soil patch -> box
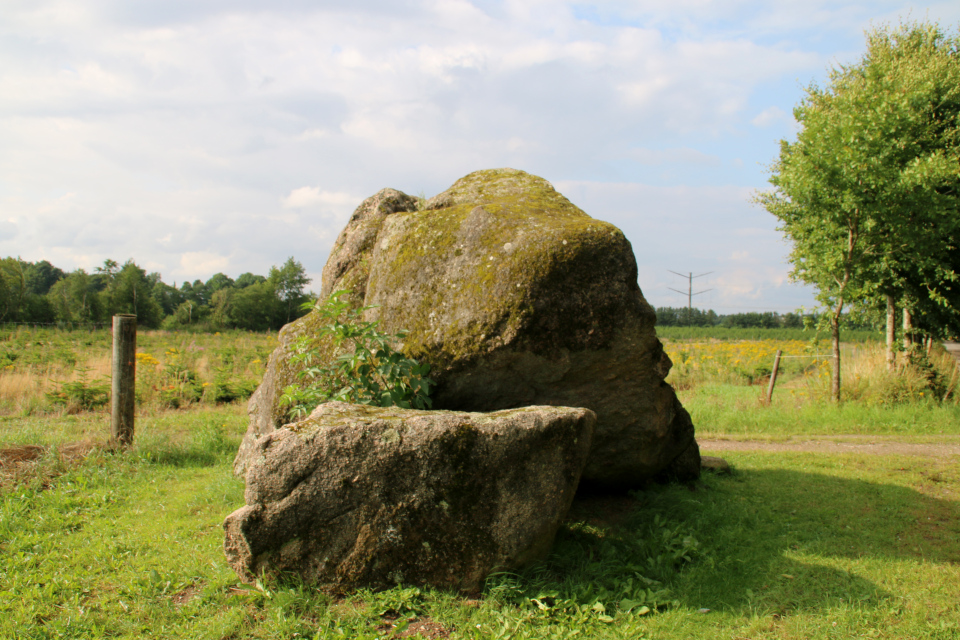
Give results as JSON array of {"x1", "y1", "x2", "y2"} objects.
[
  {"x1": 0, "y1": 441, "x2": 99, "y2": 487},
  {"x1": 172, "y1": 583, "x2": 202, "y2": 606},
  {"x1": 378, "y1": 616, "x2": 452, "y2": 639}
]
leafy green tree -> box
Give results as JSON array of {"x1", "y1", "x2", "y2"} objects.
[
  {"x1": 654, "y1": 307, "x2": 719, "y2": 327},
  {"x1": 756, "y1": 22, "x2": 960, "y2": 401},
  {"x1": 270, "y1": 257, "x2": 312, "y2": 324},
  {"x1": 151, "y1": 280, "x2": 186, "y2": 317},
  {"x1": 235, "y1": 272, "x2": 266, "y2": 288},
  {"x1": 47, "y1": 270, "x2": 103, "y2": 324},
  {"x1": 23, "y1": 260, "x2": 65, "y2": 295},
  {"x1": 229, "y1": 280, "x2": 280, "y2": 331},
  {"x1": 206, "y1": 272, "x2": 235, "y2": 293},
  {"x1": 180, "y1": 279, "x2": 212, "y2": 306},
  {"x1": 0, "y1": 258, "x2": 26, "y2": 322},
  {"x1": 172, "y1": 300, "x2": 205, "y2": 326},
  {"x1": 210, "y1": 287, "x2": 233, "y2": 328},
  {"x1": 92, "y1": 259, "x2": 119, "y2": 293},
  {"x1": 108, "y1": 260, "x2": 163, "y2": 328}
]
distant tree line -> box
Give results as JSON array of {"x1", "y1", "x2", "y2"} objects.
[
  {"x1": 0, "y1": 256, "x2": 313, "y2": 331},
  {"x1": 655, "y1": 307, "x2": 876, "y2": 331}
]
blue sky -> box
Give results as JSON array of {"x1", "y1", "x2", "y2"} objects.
[{"x1": 2, "y1": 1, "x2": 959, "y2": 312}]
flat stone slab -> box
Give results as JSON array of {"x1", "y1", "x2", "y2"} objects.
[{"x1": 224, "y1": 402, "x2": 595, "y2": 594}]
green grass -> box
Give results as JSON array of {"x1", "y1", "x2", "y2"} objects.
[
  {"x1": 2, "y1": 402, "x2": 959, "y2": 639},
  {"x1": 683, "y1": 384, "x2": 960, "y2": 439}
]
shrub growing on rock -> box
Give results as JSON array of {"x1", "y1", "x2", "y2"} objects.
[{"x1": 278, "y1": 290, "x2": 433, "y2": 420}]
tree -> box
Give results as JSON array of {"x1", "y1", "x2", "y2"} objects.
[
  {"x1": 210, "y1": 288, "x2": 233, "y2": 328},
  {"x1": 23, "y1": 260, "x2": 65, "y2": 295},
  {"x1": 108, "y1": 260, "x2": 163, "y2": 328},
  {"x1": 152, "y1": 280, "x2": 186, "y2": 317},
  {"x1": 206, "y1": 272, "x2": 235, "y2": 293},
  {"x1": 230, "y1": 280, "x2": 281, "y2": 331},
  {"x1": 756, "y1": 22, "x2": 960, "y2": 401},
  {"x1": 269, "y1": 257, "x2": 312, "y2": 324},
  {"x1": 0, "y1": 258, "x2": 27, "y2": 322},
  {"x1": 48, "y1": 270, "x2": 103, "y2": 323},
  {"x1": 235, "y1": 272, "x2": 266, "y2": 289}
]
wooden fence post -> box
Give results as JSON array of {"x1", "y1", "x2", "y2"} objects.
[
  {"x1": 766, "y1": 349, "x2": 783, "y2": 405},
  {"x1": 111, "y1": 314, "x2": 137, "y2": 446}
]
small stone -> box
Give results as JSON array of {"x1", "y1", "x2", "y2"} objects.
[{"x1": 700, "y1": 456, "x2": 731, "y2": 475}]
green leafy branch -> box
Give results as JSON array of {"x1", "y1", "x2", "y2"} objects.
[{"x1": 278, "y1": 290, "x2": 433, "y2": 421}]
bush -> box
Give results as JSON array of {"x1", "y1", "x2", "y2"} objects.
[
  {"x1": 46, "y1": 367, "x2": 109, "y2": 411},
  {"x1": 279, "y1": 290, "x2": 433, "y2": 421},
  {"x1": 211, "y1": 369, "x2": 257, "y2": 404}
]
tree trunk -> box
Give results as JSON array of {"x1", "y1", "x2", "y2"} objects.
[
  {"x1": 831, "y1": 311, "x2": 842, "y2": 403},
  {"x1": 903, "y1": 307, "x2": 913, "y2": 351},
  {"x1": 886, "y1": 294, "x2": 896, "y2": 371}
]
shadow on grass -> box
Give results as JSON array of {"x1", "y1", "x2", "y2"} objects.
[
  {"x1": 499, "y1": 466, "x2": 959, "y2": 617},
  {"x1": 132, "y1": 426, "x2": 241, "y2": 468}
]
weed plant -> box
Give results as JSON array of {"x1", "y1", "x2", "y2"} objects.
[{"x1": 279, "y1": 291, "x2": 433, "y2": 420}]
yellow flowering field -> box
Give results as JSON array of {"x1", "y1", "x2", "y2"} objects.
[{"x1": 662, "y1": 338, "x2": 828, "y2": 388}]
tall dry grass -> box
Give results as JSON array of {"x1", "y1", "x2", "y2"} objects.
[
  {"x1": 800, "y1": 342, "x2": 960, "y2": 404},
  {"x1": 663, "y1": 336, "x2": 959, "y2": 406},
  {"x1": 0, "y1": 327, "x2": 275, "y2": 416},
  {"x1": 0, "y1": 357, "x2": 112, "y2": 414}
]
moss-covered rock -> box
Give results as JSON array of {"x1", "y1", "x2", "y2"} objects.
[
  {"x1": 235, "y1": 168, "x2": 699, "y2": 487},
  {"x1": 224, "y1": 402, "x2": 595, "y2": 593}
]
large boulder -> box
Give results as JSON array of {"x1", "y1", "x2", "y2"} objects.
[
  {"x1": 236, "y1": 168, "x2": 699, "y2": 488},
  {"x1": 223, "y1": 402, "x2": 595, "y2": 593}
]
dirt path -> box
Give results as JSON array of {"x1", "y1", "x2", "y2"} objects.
[{"x1": 699, "y1": 437, "x2": 960, "y2": 457}]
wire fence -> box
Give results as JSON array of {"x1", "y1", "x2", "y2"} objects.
[{"x1": 0, "y1": 321, "x2": 111, "y2": 331}]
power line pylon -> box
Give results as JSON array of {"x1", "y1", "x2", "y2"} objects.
[{"x1": 668, "y1": 270, "x2": 713, "y2": 323}]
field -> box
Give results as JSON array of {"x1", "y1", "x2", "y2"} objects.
[
  {"x1": 0, "y1": 327, "x2": 277, "y2": 416},
  {"x1": 654, "y1": 326, "x2": 881, "y2": 343},
  {"x1": 1, "y1": 327, "x2": 959, "y2": 639}
]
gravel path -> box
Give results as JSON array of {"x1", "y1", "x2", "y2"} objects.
[{"x1": 699, "y1": 437, "x2": 960, "y2": 457}]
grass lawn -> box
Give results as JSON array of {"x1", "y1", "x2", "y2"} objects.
[
  {"x1": 681, "y1": 384, "x2": 960, "y2": 440},
  {"x1": 2, "y1": 397, "x2": 959, "y2": 639}
]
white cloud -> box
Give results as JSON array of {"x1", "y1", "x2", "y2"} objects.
[
  {"x1": 282, "y1": 187, "x2": 359, "y2": 209},
  {"x1": 554, "y1": 179, "x2": 816, "y2": 311},
  {"x1": 751, "y1": 106, "x2": 790, "y2": 128},
  {"x1": 298, "y1": 128, "x2": 330, "y2": 140},
  {"x1": 1, "y1": 0, "x2": 954, "y2": 308},
  {"x1": 178, "y1": 252, "x2": 230, "y2": 280},
  {"x1": 627, "y1": 147, "x2": 722, "y2": 166}
]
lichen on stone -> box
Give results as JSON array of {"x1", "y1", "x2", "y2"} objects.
[{"x1": 236, "y1": 168, "x2": 699, "y2": 488}]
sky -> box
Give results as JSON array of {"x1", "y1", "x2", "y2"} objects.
[{"x1": 3, "y1": 1, "x2": 959, "y2": 313}]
